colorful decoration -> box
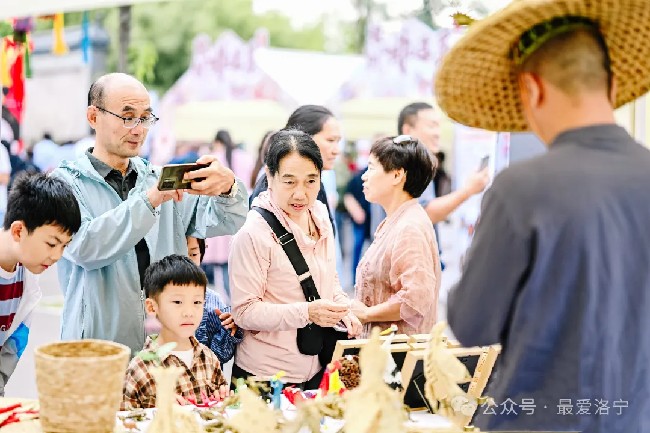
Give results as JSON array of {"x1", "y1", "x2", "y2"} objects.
[
  {"x1": 317, "y1": 361, "x2": 346, "y2": 397},
  {"x1": 0, "y1": 402, "x2": 39, "y2": 428},
  {"x1": 269, "y1": 371, "x2": 286, "y2": 410},
  {"x1": 81, "y1": 12, "x2": 90, "y2": 63},
  {"x1": 52, "y1": 13, "x2": 68, "y2": 55}
]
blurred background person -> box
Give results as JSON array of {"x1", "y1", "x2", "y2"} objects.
[
  {"x1": 202, "y1": 129, "x2": 254, "y2": 301},
  {"x1": 251, "y1": 130, "x2": 276, "y2": 188}
]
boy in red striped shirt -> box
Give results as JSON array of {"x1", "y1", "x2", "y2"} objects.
[{"x1": 0, "y1": 173, "x2": 80, "y2": 395}]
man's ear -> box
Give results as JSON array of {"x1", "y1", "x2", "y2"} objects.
[
  {"x1": 9, "y1": 221, "x2": 25, "y2": 242},
  {"x1": 609, "y1": 76, "x2": 617, "y2": 106},
  {"x1": 518, "y1": 72, "x2": 543, "y2": 109},
  {"x1": 87, "y1": 106, "x2": 98, "y2": 129},
  {"x1": 145, "y1": 298, "x2": 157, "y2": 315}
]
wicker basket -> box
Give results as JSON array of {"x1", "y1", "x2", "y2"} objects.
[{"x1": 34, "y1": 339, "x2": 130, "y2": 433}]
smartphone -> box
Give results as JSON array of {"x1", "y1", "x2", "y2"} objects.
[
  {"x1": 157, "y1": 163, "x2": 209, "y2": 191},
  {"x1": 478, "y1": 155, "x2": 490, "y2": 171},
  {"x1": 333, "y1": 320, "x2": 348, "y2": 333}
]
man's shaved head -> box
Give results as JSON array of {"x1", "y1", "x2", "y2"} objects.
[
  {"x1": 518, "y1": 28, "x2": 612, "y2": 98},
  {"x1": 87, "y1": 73, "x2": 147, "y2": 107}
]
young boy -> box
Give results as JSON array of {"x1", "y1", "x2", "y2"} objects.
[
  {"x1": 187, "y1": 236, "x2": 243, "y2": 365},
  {"x1": 0, "y1": 173, "x2": 81, "y2": 396},
  {"x1": 122, "y1": 254, "x2": 230, "y2": 409}
]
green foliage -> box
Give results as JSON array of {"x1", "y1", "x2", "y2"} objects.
[
  {"x1": 130, "y1": 40, "x2": 158, "y2": 83},
  {"x1": 136, "y1": 337, "x2": 177, "y2": 366},
  {"x1": 0, "y1": 21, "x2": 13, "y2": 38},
  {"x1": 99, "y1": 0, "x2": 325, "y2": 92},
  {"x1": 34, "y1": 11, "x2": 87, "y2": 31}
]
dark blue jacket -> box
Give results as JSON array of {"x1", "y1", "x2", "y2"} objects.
[{"x1": 449, "y1": 125, "x2": 650, "y2": 433}]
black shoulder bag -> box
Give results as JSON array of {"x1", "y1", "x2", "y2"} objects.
[{"x1": 253, "y1": 207, "x2": 350, "y2": 366}]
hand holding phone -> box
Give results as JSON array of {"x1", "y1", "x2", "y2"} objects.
[
  {"x1": 478, "y1": 155, "x2": 490, "y2": 171},
  {"x1": 333, "y1": 320, "x2": 348, "y2": 332},
  {"x1": 157, "y1": 163, "x2": 209, "y2": 191}
]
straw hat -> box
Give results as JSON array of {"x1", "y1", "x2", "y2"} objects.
[{"x1": 434, "y1": 0, "x2": 650, "y2": 132}]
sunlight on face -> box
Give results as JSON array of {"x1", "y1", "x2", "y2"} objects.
[
  {"x1": 408, "y1": 108, "x2": 440, "y2": 153},
  {"x1": 361, "y1": 154, "x2": 396, "y2": 205},
  {"x1": 92, "y1": 80, "x2": 152, "y2": 160},
  {"x1": 311, "y1": 116, "x2": 341, "y2": 170},
  {"x1": 150, "y1": 283, "x2": 205, "y2": 340},
  {"x1": 268, "y1": 152, "x2": 321, "y2": 221},
  {"x1": 16, "y1": 223, "x2": 72, "y2": 274}
]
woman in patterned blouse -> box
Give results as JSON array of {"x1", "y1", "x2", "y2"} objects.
[{"x1": 351, "y1": 135, "x2": 442, "y2": 337}]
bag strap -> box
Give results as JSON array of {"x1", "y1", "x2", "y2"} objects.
[{"x1": 253, "y1": 207, "x2": 321, "y2": 302}]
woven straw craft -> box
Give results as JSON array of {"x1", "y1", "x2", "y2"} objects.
[
  {"x1": 146, "y1": 367, "x2": 203, "y2": 433},
  {"x1": 435, "y1": 0, "x2": 650, "y2": 132},
  {"x1": 34, "y1": 339, "x2": 130, "y2": 433}
]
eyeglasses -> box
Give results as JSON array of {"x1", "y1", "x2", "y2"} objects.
[
  {"x1": 95, "y1": 106, "x2": 159, "y2": 129},
  {"x1": 393, "y1": 135, "x2": 417, "y2": 145}
]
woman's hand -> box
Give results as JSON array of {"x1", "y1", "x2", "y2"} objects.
[
  {"x1": 351, "y1": 300, "x2": 370, "y2": 324},
  {"x1": 342, "y1": 313, "x2": 363, "y2": 337},
  {"x1": 307, "y1": 300, "x2": 349, "y2": 327}
]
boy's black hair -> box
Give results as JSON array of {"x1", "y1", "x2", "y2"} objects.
[
  {"x1": 144, "y1": 254, "x2": 208, "y2": 300},
  {"x1": 4, "y1": 173, "x2": 81, "y2": 235}
]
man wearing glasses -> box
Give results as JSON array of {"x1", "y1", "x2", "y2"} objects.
[{"x1": 52, "y1": 73, "x2": 248, "y2": 356}]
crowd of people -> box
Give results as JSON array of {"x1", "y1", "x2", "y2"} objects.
[{"x1": 3, "y1": 1, "x2": 650, "y2": 432}]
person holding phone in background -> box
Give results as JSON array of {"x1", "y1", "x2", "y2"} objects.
[{"x1": 52, "y1": 73, "x2": 248, "y2": 356}]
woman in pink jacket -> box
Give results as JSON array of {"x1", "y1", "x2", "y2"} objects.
[{"x1": 230, "y1": 129, "x2": 361, "y2": 388}]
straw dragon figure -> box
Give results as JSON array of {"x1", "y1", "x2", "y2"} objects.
[{"x1": 423, "y1": 322, "x2": 491, "y2": 428}]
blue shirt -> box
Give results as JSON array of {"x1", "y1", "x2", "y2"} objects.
[{"x1": 195, "y1": 289, "x2": 243, "y2": 365}]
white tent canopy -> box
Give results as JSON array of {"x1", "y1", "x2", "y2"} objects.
[{"x1": 0, "y1": 0, "x2": 172, "y2": 20}]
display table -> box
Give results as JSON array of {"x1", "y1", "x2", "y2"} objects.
[{"x1": 0, "y1": 397, "x2": 460, "y2": 433}]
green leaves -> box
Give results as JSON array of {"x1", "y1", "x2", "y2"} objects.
[
  {"x1": 101, "y1": 0, "x2": 326, "y2": 92},
  {"x1": 130, "y1": 40, "x2": 158, "y2": 83},
  {"x1": 156, "y1": 342, "x2": 177, "y2": 361},
  {"x1": 136, "y1": 338, "x2": 177, "y2": 366},
  {"x1": 0, "y1": 22, "x2": 13, "y2": 38}
]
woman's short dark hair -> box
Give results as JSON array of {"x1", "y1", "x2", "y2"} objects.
[
  {"x1": 285, "y1": 105, "x2": 333, "y2": 136},
  {"x1": 5, "y1": 172, "x2": 81, "y2": 235},
  {"x1": 144, "y1": 254, "x2": 208, "y2": 300},
  {"x1": 371, "y1": 136, "x2": 437, "y2": 199},
  {"x1": 264, "y1": 129, "x2": 323, "y2": 177}
]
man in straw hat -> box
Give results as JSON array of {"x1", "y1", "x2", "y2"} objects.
[{"x1": 441, "y1": 1, "x2": 650, "y2": 432}]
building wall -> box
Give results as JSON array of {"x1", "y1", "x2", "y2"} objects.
[{"x1": 21, "y1": 25, "x2": 108, "y2": 145}]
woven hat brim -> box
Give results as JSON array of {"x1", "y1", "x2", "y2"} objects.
[{"x1": 435, "y1": 0, "x2": 650, "y2": 132}]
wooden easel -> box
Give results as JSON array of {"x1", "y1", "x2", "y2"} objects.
[
  {"x1": 400, "y1": 345, "x2": 501, "y2": 426},
  {"x1": 330, "y1": 334, "x2": 433, "y2": 364}
]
